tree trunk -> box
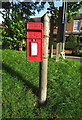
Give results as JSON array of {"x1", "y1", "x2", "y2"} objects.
[
  {"x1": 56, "y1": 7, "x2": 63, "y2": 62},
  {"x1": 50, "y1": 16, "x2": 54, "y2": 58},
  {"x1": 39, "y1": 13, "x2": 50, "y2": 104}
]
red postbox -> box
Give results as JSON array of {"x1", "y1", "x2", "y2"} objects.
[{"x1": 27, "y1": 22, "x2": 43, "y2": 62}]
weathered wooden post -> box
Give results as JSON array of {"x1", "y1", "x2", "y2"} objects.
[{"x1": 39, "y1": 13, "x2": 50, "y2": 104}]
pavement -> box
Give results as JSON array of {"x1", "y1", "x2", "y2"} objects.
[
  {"x1": 53, "y1": 53, "x2": 82, "y2": 63},
  {"x1": 65, "y1": 55, "x2": 82, "y2": 63}
]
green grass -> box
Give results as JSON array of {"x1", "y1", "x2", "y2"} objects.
[{"x1": 2, "y1": 49, "x2": 81, "y2": 119}]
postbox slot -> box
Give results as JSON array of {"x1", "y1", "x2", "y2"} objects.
[{"x1": 31, "y1": 42, "x2": 38, "y2": 56}]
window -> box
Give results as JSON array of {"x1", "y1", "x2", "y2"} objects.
[{"x1": 73, "y1": 21, "x2": 79, "y2": 31}]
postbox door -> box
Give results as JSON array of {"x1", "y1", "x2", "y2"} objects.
[{"x1": 27, "y1": 24, "x2": 43, "y2": 62}]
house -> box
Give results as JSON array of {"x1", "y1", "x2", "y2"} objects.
[
  {"x1": 66, "y1": 14, "x2": 82, "y2": 42},
  {"x1": 31, "y1": 14, "x2": 82, "y2": 43}
]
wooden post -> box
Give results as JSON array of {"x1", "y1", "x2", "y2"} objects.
[{"x1": 39, "y1": 13, "x2": 50, "y2": 104}]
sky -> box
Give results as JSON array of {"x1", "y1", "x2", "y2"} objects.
[
  {"x1": 0, "y1": 1, "x2": 82, "y2": 23},
  {"x1": 30, "y1": 1, "x2": 62, "y2": 18},
  {"x1": 0, "y1": 1, "x2": 62, "y2": 23}
]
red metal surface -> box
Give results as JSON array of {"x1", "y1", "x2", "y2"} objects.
[
  {"x1": 27, "y1": 31, "x2": 42, "y2": 39},
  {"x1": 27, "y1": 22, "x2": 43, "y2": 62}
]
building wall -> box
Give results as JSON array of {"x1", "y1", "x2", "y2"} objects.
[
  {"x1": 66, "y1": 21, "x2": 73, "y2": 32},
  {"x1": 53, "y1": 20, "x2": 82, "y2": 34}
]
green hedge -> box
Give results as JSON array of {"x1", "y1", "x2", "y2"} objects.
[
  {"x1": 65, "y1": 42, "x2": 77, "y2": 50},
  {"x1": 65, "y1": 34, "x2": 77, "y2": 50}
]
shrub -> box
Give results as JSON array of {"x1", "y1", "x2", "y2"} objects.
[
  {"x1": 66, "y1": 34, "x2": 77, "y2": 43},
  {"x1": 65, "y1": 34, "x2": 77, "y2": 50},
  {"x1": 2, "y1": 18, "x2": 27, "y2": 49},
  {"x1": 65, "y1": 42, "x2": 77, "y2": 50}
]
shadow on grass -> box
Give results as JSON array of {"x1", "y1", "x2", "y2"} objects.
[{"x1": 2, "y1": 63, "x2": 39, "y2": 98}]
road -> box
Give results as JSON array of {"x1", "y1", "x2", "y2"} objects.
[{"x1": 53, "y1": 54, "x2": 82, "y2": 63}]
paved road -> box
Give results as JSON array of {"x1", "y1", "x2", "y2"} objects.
[{"x1": 65, "y1": 55, "x2": 82, "y2": 63}]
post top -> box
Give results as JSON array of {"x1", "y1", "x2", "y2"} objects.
[{"x1": 42, "y1": 13, "x2": 50, "y2": 23}]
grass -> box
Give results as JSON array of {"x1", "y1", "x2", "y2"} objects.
[{"x1": 2, "y1": 49, "x2": 81, "y2": 119}]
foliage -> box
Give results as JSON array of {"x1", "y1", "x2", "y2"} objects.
[
  {"x1": 1, "y1": 1, "x2": 45, "y2": 49},
  {"x1": 72, "y1": 44, "x2": 82, "y2": 56},
  {"x1": 2, "y1": 18, "x2": 26, "y2": 49},
  {"x1": 65, "y1": 42, "x2": 77, "y2": 50},
  {"x1": 47, "y1": 3, "x2": 59, "y2": 26},
  {"x1": 47, "y1": 3, "x2": 58, "y2": 55},
  {"x1": 65, "y1": 34, "x2": 77, "y2": 50},
  {"x1": 1, "y1": 2, "x2": 45, "y2": 21},
  {"x1": 66, "y1": 34, "x2": 77, "y2": 43},
  {"x1": 67, "y1": 2, "x2": 82, "y2": 23},
  {"x1": 2, "y1": 49, "x2": 81, "y2": 119}
]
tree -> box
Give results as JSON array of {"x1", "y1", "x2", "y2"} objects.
[
  {"x1": 1, "y1": 2, "x2": 11, "y2": 20},
  {"x1": 67, "y1": 2, "x2": 82, "y2": 23},
  {"x1": 56, "y1": 6, "x2": 64, "y2": 62},
  {"x1": 2, "y1": 18, "x2": 26, "y2": 49},
  {"x1": 47, "y1": 2, "x2": 58, "y2": 58},
  {"x1": 1, "y1": 1, "x2": 46, "y2": 49},
  {"x1": 56, "y1": 1, "x2": 82, "y2": 62}
]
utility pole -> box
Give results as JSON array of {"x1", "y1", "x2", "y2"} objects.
[
  {"x1": 56, "y1": 7, "x2": 63, "y2": 62},
  {"x1": 56, "y1": 1, "x2": 67, "y2": 61},
  {"x1": 62, "y1": 2, "x2": 68, "y2": 56},
  {"x1": 39, "y1": 13, "x2": 50, "y2": 104},
  {"x1": 50, "y1": 16, "x2": 54, "y2": 58}
]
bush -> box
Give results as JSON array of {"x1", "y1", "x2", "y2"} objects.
[
  {"x1": 65, "y1": 42, "x2": 77, "y2": 50},
  {"x1": 2, "y1": 18, "x2": 27, "y2": 49},
  {"x1": 65, "y1": 34, "x2": 77, "y2": 50},
  {"x1": 67, "y1": 34, "x2": 77, "y2": 43}
]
